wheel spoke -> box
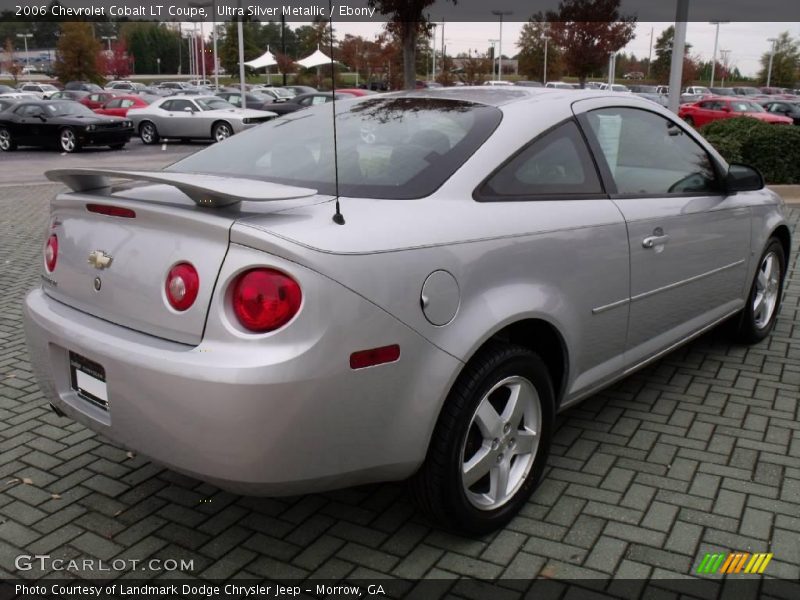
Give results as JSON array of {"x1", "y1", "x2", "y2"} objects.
[
  {"x1": 753, "y1": 292, "x2": 765, "y2": 319},
  {"x1": 512, "y1": 430, "x2": 537, "y2": 456},
  {"x1": 474, "y1": 399, "x2": 503, "y2": 438},
  {"x1": 757, "y1": 269, "x2": 768, "y2": 290},
  {"x1": 490, "y1": 460, "x2": 511, "y2": 502},
  {"x1": 502, "y1": 382, "x2": 526, "y2": 427},
  {"x1": 462, "y1": 446, "x2": 494, "y2": 488}
]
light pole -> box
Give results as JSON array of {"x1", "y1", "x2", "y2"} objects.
[
  {"x1": 667, "y1": 0, "x2": 689, "y2": 114},
  {"x1": 491, "y1": 10, "x2": 512, "y2": 81},
  {"x1": 767, "y1": 37, "x2": 778, "y2": 87},
  {"x1": 720, "y1": 49, "x2": 731, "y2": 87},
  {"x1": 16, "y1": 33, "x2": 33, "y2": 68},
  {"x1": 542, "y1": 35, "x2": 549, "y2": 84},
  {"x1": 156, "y1": 57, "x2": 161, "y2": 75},
  {"x1": 709, "y1": 21, "x2": 728, "y2": 87},
  {"x1": 488, "y1": 39, "x2": 499, "y2": 79},
  {"x1": 430, "y1": 23, "x2": 438, "y2": 81},
  {"x1": 608, "y1": 52, "x2": 617, "y2": 86},
  {"x1": 101, "y1": 35, "x2": 116, "y2": 54}
]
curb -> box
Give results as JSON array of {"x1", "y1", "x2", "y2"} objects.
[{"x1": 769, "y1": 185, "x2": 800, "y2": 204}]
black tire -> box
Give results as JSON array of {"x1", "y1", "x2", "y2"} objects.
[
  {"x1": 735, "y1": 238, "x2": 786, "y2": 343},
  {"x1": 0, "y1": 126, "x2": 16, "y2": 151},
  {"x1": 59, "y1": 127, "x2": 80, "y2": 153},
  {"x1": 139, "y1": 121, "x2": 159, "y2": 145},
  {"x1": 212, "y1": 121, "x2": 233, "y2": 143},
  {"x1": 411, "y1": 343, "x2": 554, "y2": 535}
]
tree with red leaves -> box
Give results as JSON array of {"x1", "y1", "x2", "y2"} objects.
[{"x1": 545, "y1": 0, "x2": 636, "y2": 88}]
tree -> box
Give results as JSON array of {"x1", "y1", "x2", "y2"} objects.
[
  {"x1": 54, "y1": 22, "x2": 102, "y2": 84},
  {"x1": 758, "y1": 32, "x2": 800, "y2": 88},
  {"x1": 218, "y1": 20, "x2": 262, "y2": 78},
  {"x1": 545, "y1": 0, "x2": 636, "y2": 88},
  {"x1": 120, "y1": 23, "x2": 182, "y2": 75},
  {"x1": 99, "y1": 39, "x2": 131, "y2": 79},
  {"x1": 459, "y1": 51, "x2": 492, "y2": 85},
  {"x1": 517, "y1": 15, "x2": 563, "y2": 82},
  {"x1": 2, "y1": 38, "x2": 23, "y2": 83},
  {"x1": 368, "y1": 0, "x2": 455, "y2": 90},
  {"x1": 650, "y1": 25, "x2": 697, "y2": 85}
]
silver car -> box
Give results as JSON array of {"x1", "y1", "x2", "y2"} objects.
[
  {"x1": 127, "y1": 95, "x2": 276, "y2": 144},
  {"x1": 24, "y1": 88, "x2": 791, "y2": 534}
]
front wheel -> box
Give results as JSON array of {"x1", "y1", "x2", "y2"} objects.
[
  {"x1": 735, "y1": 238, "x2": 786, "y2": 343},
  {"x1": 59, "y1": 128, "x2": 80, "y2": 153},
  {"x1": 0, "y1": 127, "x2": 16, "y2": 151},
  {"x1": 684, "y1": 116, "x2": 695, "y2": 126},
  {"x1": 139, "y1": 121, "x2": 159, "y2": 145},
  {"x1": 212, "y1": 121, "x2": 232, "y2": 143},
  {"x1": 411, "y1": 344, "x2": 554, "y2": 534}
]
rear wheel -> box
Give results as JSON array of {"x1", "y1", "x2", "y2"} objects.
[
  {"x1": 684, "y1": 116, "x2": 695, "y2": 126},
  {"x1": 0, "y1": 127, "x2": 15, "y2": 151},
  {"x1": 212, "y1": 121, "x2": 233, "y2": 142},
  {"x1": 735, "y1": 238, "x2": 786, "y2": 343},
  {"x1": 411, "y1": 343, "x2": 554, "y2": 534},
  {"x1": 140, "y1": 121, "x2": 159, "y2": 145},
  {"x1": 59, "y1": 128, "x2": 80, "y2": 153}
]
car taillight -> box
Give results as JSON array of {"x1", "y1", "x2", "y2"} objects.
[
  {"x1": 231, "y1": 268, "x2": 302, "y2": 332},
  {"x1": 44, "y1": 234, "x2": 58, "y2": 272},
  {"x1": 165, "y1": 263, "x2": 199, "y2": 311}
]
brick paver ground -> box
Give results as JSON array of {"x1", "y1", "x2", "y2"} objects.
[{"x1": 1, "y1": 185, "x2": 798, "y2": 590}]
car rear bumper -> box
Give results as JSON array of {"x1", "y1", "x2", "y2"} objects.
[{"x1": 23, "y1": 285, "x2": 461, "y2": 496}]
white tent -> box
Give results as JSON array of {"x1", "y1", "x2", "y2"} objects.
[
  {"x1": 244, "y1": 49, "x2": 277, "y2": 69},
  {"x1": 296, "y1": 46, "x2": 340, "y2": 69}
]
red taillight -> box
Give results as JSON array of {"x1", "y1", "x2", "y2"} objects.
[
  {"x1": 87, "y1": 203, "x2": 136, "y2": 218},
  {"x1": 165, "y1": 263, "x2": 199, "y2": 311},
  {"x1": 350, "y1": 345, "x2": 401, "y2": 370},
  {"x1": 44, "y1": 234, "x2": 58, "y2": 272},
  {"x1": 231, "y1": 268, "x2": 302, "y2": 332}
]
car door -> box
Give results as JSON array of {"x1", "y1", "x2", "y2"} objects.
[
  {"x1": 160, "y1": 98, "x2": 197, "y2": 137},
  {"x1": 574, "y1": 101, "x2": 752, "y2": 367},
  {"x1": 14, "y1": 104, "x2": 46, "y2": 145}
]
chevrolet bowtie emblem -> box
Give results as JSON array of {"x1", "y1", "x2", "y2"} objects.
[{"x1": 88, "y1": 250, "x2": 113, "y2": 270}]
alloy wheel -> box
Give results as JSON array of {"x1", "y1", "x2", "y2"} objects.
[
  {"x1": 753, "y1": 251, "x2": 781, "y2": 330},
  {"x1": 60, "y1": 129, "x2": 76, "y2": 152},
  {"x1": 214, "y1": 123, "x2": 232, "y2": 142},
  {"x1": 0, "y1": 128, "x2": 11, "y2": 151}
]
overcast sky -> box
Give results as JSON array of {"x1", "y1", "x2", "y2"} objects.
[{"x1": 327, "y1": 21, "x2": 799, "y2": 78}]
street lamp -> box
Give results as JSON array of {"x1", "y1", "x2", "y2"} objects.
[
  {"x1": 491, "y1": 10, "x2": 513, "y2": 81},
  {"x1": 542, "y1": 34, "x2": 549, "y2": 84},
  {"x1": 608, "y1": 51, "x2": 617, "y2": 86},
  {"x1": 709, "y1": 21, "x2": 728, "y2": 87},
  {"x1": 720, "y1": 49, "x2": 731, "y2": 86},
  {"x1": 430, "y1": 23, "x2": 438, "y2": 80},
  {"x1": 16, "y1": 33, "x2": 33, "y2": 68},
  {"x1": 766, "y1": 37, "x2": 778, "y2": 87},
  {"x1": 488, "y1": 39, "x2": 499, "y2": 79},
  {"x1": 101, "y1": 35, "x2": 117, "y2": 54}
]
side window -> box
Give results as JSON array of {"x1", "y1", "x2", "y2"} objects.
[
  {"x1": 585, "y1": 107, "x2": 720, "y2": 196},
  {"x1": 171, "y1": 100, "x2": 195, "y2": 112},
  {"x1": 228, "y1": 95, "x2": 242, "y2": 107},
  {"x1": 160, "y1": 100, "x2": 173, "y2": 111},
  {"x1": 311, "y1": 96, "x2": 329, "y2": 105},
  {"x1": 478, "y1": 120, "x2": 603, "y2": 200},
  {"x1": 106, "y1": 99, "x2": 122, "y2": 108}
]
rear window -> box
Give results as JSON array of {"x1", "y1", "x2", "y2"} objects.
[{"x1": 168, "y1": 97, "x2": 502, "y2": 199}]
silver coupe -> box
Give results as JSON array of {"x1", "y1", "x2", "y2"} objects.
[
  {"x1": 126, "y1": 95, "x2": 276, "y2": 144},
  {"x1": 24, "y1": 88, "x2": 791, "y2": 533}
]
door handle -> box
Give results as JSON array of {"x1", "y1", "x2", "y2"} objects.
[{"x1": 642, "y1": 235, "x2": 670, "y2": 249}]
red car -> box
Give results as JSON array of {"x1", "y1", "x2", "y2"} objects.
[
  {"x1": 679, "y1": 96, "x2": 793, "y2": 127},
  {"x1": 79, "y1": 92, "x2": 119, "y2": 110},
  {"x1": 334, "y1": 88, "x2": 373, "y2": 97},
  {"x1": 94, "y1": 95, "x2": 150, "y2": 117}
]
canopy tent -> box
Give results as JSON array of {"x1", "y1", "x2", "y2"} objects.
[
  {"x1": 296, "y1": 46, "x2": 341, "y2": 69},
  {"x1": 244, "y1": 49, "x2": 277, "y2": 69}
]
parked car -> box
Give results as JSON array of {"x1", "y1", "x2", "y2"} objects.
[
  {"x1": 545, "y1": 81, "x2": 575, "y2": 89},
  {"x1": 0, "y1": 84, "x2": 15, "y2": 94},
  {"x1": 105, "y1": 81, "x2": 146, "y2": 92},
  {"x1": 0, "y1": 97, "x2": 21, "y2": 112},
  {"x1": 514, "y1": 81, "x2": 544, "y2": 88},
  {"x1": 64, "y1": 81, "x2": 103, "y2": 92},
  {"x1": 0, "y1": 100, "x2": 132, "y2": 152},
  {"x1": 655, "y1": 85, "x2": 670, "y2": 95},
  {"x1": 483, "y1": 80, "x2": 514, "y2": 87},
  {"x1": 679, "y1": 97, "x2": 793, "y2": 127},
  {"x1": 127, "y1": 95, "x2": 276, "y2": 144},
  {"x1": 280, "y1": 85, "x2": 315, "y2": 96},
  {"x1": 18, "y1": 83, "x2": 60, "y2": 99},
  {"x1": 80, "y1": 92, "x2": 120, "y2": 110},
  {"x1": 623, "y1": 71, "x2": 645, "y2": 80},
  {"x1": 25, "y1": 88, "x2": 791, "y2": 534},
  {"x1": 215, "y1": 91, "x2": 274, "y2": 111},
  {"x1": 251, "y1": 86, "x2": 295, "y2": 102},
  {"x1": 94, "y1": 95, "x2": 152, "y2": 118},
  {"x1": 262, "y1": 92, "x2": 354, "y2": 116},
  {"x1": 335, "y1": 88, "x2": 376, "y2": 97},
  {"x1": 156, "y1": 81, "x2": 191, "y2": 91},
  {"x1": 709, "y1": 87, "x2": 730, "y2": 96},
  {"x1": 49, "y1": 90, "x2": 90, "y2": 102},
  {"x1": 684, "y1": 86, "x2": 711, "y2": 96},
  {"x1": 761, "y1": 100, "x2": 800, "y2": 125}
]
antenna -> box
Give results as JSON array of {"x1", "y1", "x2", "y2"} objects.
[{"x1": 329, "y1": 0, "x2": 345, "y2": 225}]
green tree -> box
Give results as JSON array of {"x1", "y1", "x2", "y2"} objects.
[
  {"x1": 218, "y1": 20, "x2": 263, "y2": 78},
  {"x1": 54, "y1": 22, "x2": 102, "y2": 84},
  {"x1": 758, "y1": 32, "x2": 800, "y2": 87},
  {"x1": 517, "y1": 15, "x2": 563, "y2": 83},
  {"x1": 545, "y1": 0, "x2": 636, "y2": 88},
  {"x1": 120, "y1": 23, "x2": 181, "y2": 75},
  {"x1": 650, "y1": 25, "x2": 695, "y2": 84}
]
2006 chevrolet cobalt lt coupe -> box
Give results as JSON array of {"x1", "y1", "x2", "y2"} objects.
[{"x1": 24, "y1": 88, "x2": 790, "y2": 533}]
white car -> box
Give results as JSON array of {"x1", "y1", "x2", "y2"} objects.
[{"x1": 18, "y1": 83, "x2": 60, "y2": 99}]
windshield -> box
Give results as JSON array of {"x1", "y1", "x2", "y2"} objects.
[
  {"x1": 195, "y1": 97, "x2": 235, "y2": 111},
  {"x1": 738, "y1": 87, "x2": 760, "y2": 96},
  {"x1": 45, "y1": 102, "x2": 95, "y2": 117},
  {"x1": 731, "y1": 101, "x2": 764, "y2": 112},
  {"x1": 168, "y1": 97, "x2": 502, "y2": 199}
]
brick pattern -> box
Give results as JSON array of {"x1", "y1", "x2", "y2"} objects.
[{"x1": 0, "y1": 185, "x2": 798, "y2": 586}]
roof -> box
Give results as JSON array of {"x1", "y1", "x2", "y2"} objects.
[{"x1": 387, "y1": 86, "x2": 622, "y2": 108}]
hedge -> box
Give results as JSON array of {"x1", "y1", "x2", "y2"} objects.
[{"x1": 698, "y1": 117, "x2": 800, "y2": 184}]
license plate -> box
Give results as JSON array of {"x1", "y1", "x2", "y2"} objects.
[{"x1": 69, "y1": 351, "x2": 108, "y2": 410}]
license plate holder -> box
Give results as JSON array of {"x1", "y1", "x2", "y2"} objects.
[{"x1": 69, "y1": 351, "x2": 108, "y2": 411}]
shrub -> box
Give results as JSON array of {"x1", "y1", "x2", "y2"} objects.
[{"x1": 699, "y1": 117, "x2": 800, "y2": 184}]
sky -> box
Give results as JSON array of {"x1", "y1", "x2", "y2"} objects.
[{"x1": 328, "y1": 21, "x2": 800, "y2": 78}]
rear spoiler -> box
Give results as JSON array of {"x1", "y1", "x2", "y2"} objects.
[{"x1": 46, "y1": 168, "x2": 317, "y2": 208}]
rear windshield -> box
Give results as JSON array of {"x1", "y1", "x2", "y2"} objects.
[{"x1": 168, "y1": 96, "x2": 502, "y2": 199}]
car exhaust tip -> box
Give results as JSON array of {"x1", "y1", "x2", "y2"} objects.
[{"x1": 49, "y1": 403, "x2": 65, "y2": 417}]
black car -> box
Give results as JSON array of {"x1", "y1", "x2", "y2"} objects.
[
  {"x1": 0, "y1": 98, "x2": 21, "y2": 112},
  {"x1": 762, "y1": 100, "x2": 800, "y2": 125},
  {"x1": 0, "y1": 101, "x2": 133, "y2": 153},
  {"x1": 266, "y1": 92, "x2": 352, "y2": 115},
  {"x1": 215, "y1": 91, "x2": 274, "y2": 111},
  {"x1": 281, "y1": 85, "x2": 317, "y2": 96}
]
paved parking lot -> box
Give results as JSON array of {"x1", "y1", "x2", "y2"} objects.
[{"x1": 0, "y1": 184, "x2": 798, "y2": 593}]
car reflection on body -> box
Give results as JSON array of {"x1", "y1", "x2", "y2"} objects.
[
  {"x1": 127, "y1": 95, "x2": 277, "y2": 144},
  {"x1": 24, "y1": 88, "x2": 791, "y2": 534},
  {"x1": 0, "y1": 100, "x2": 132, "y2": 152}
]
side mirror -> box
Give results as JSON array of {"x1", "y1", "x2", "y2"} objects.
[
  {"x1": 35, "y1": 113, "x2": 46, "y2": 121},
  {"x1": 183, "y1": 106, "x2": 194, "y2": 113},
  {"x1": 726, "y1": 163, "x2": 764, "y2": 193}
]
